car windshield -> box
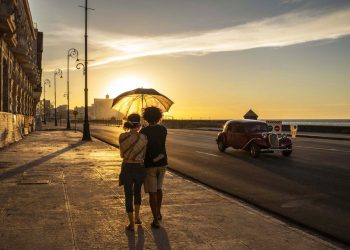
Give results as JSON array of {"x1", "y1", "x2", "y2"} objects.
[{"x1": 245, "y1": 123, "x2": 268, "y2": 133}]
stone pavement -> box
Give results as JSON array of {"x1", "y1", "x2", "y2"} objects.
[{"x1": 0, "y1": 130, "x2": 341, "y2": 249}]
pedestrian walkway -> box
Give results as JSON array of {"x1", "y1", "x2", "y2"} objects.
[{"x1": 0, "y1": 130, "x2": 340, "y2": 249}]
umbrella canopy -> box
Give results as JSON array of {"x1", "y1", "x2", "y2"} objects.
[{"x1": 111, "y1": 88, "x2": 174, "y2": 117}]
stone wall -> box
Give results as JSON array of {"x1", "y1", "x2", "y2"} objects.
[
  {"x1": 0, "y1": 112, "x2": 33, "y2": 148},
  {"x1": 162, "y1": 119, "x2": 350, "y2": 134}
]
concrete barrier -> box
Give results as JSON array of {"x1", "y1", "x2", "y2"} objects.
[{"x1": 161, "y1": 119, "x2": 350, "y2": 134}]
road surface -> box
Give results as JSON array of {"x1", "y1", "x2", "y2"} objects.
[{"x1": 87, "y1": 124, "x2": 350, "y2": 244}]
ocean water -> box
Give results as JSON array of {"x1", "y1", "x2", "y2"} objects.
[{"x1": 280, "y1": 119, "x2": 350, "y2": 127}]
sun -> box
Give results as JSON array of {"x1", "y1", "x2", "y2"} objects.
[{"x1": 106, "y1": 75, "x2": 151, "y2": 97}]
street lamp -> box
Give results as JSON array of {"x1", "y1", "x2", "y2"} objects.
[
  {"x1": 78, "y1": 0, "x2": 94, "y2": 141},
  {"x1": 76, "y1": 61, "x2": 90, "y2": 140},
  {"x1": 54, "y1": 68, "x2": 63, "y2": 126},
  {"x1": 43, "y1": 79, "x2": 50, "y2": 124},
  {"x1": 66, "y1": 48, "x2": 79, "y2": 130}
]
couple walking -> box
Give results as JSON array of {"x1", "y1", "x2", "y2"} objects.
[{"x1": 119, "y1": 106, "x2": 167, "y2": 231}]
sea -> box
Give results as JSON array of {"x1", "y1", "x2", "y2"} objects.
[{"x1": 279, "y1": 119, "x2": 350, "y2": 127}]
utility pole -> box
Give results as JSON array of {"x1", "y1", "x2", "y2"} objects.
[{"x1": 80, "y1": 0, "x2": 94, "y2": 141}]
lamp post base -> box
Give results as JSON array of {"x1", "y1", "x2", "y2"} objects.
[{"x1": 82, "y1": 121, "x2": 91, "y2": 141}]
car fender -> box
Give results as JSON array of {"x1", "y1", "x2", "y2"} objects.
[
  {"x1": 242, "y1": 138, "x2": 268, "y2": 150},
  {"x1": 216, "y1": 132, "x2": 226, "y2": 144},
  {"x1": 242, "y1": 138, "x2": 259, "y2": 150}
]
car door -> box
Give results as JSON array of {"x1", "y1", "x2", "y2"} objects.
[
  {"x1": 230, "y1": 123, "x2": 241, "y2": 149},
  {"x1": 234, "y1": 124, "x2": 249, "y2": 148},
  {"x1": 225, "y1": 123, "x2": 234, "y2": 147}
]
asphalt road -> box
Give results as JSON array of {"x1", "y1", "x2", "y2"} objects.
[{"x1": 87, "y1": 125, "x2": 350, "y2": 244}]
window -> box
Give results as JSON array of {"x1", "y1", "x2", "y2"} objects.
[
  {"x1": 245, "y1": 123, "x2": 268, "y2": 133},
  {"x1": 231, "y1": 124, "x2": 244, "y2": 133}
]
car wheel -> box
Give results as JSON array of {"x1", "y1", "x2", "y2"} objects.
[
  {"x1": 217, "y1": 138, "x2": 227, "y2": 152},
  {"x1": 250, "y1": 143, "x2": 260, "y2": 158},
  {"x1": 282, "y1": 146, "x2": 292, "y2": 156}
]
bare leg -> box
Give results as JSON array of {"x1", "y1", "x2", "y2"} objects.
[
  {"x1": 149, "y1": 192, "x2": 160, "y2": 227},
  {"x1": 157, "y1": 189, "x2": 163, "y2": 220},
  {"x1": 126, "y1": 212, "x2": 134, "y2": 231}
]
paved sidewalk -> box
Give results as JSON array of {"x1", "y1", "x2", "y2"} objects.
[{"x1": 0, "y1": 130, "x2": 340, "y2": 249}]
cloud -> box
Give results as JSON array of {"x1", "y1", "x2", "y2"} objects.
[
  {"x1": 281, "y1": 0, "x2": 303, "y2": 4},
  {"x1": 44, "y1": 7, "x2": 350, "y2": 70},
  {"x1": 43, "y1": 24, "x2": 83, "y2": 47}
]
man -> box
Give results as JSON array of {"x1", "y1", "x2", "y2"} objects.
[{"x1": 140, "y1": 107, "x2": 167, "y2": 228}]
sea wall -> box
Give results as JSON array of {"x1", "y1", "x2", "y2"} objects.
[
  {"x1": 281, "y1": 125, "x2": 350, "y2": 134},
  {"x1": 0, "y1": 112, "x2": 34, "y2": 148},
  {"x1": 162, "y1": 120, "x2": 226, "y2": 129},
  {"x1": 161, "y1": 120, "x2": 350, "y2": 134}
]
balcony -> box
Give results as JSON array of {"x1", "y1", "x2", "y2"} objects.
[
  {"x1": 12, "y1": 38, "x2": 30, "y2": 58},
  {"x1": 33, "y1": 85, "x2": 42, "y2": 101},
  {"x1": 0, "y1": 2, "x2": 16, "y2": 33},
  {"x1": 4, "y1": 31, "x2": 18, "y2": 47}
]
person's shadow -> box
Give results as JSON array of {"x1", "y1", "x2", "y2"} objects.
[
  {"x1": 151, "y1": 227, "x2": 171, "y2": 250},
  {"x1": 126, "y1": 226, "x2": 145, "y2": 250}
]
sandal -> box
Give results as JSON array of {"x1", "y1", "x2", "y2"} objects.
[
  {"x1": 151, "y1": 221, "x2": 160, "y2": 229},
  {"x1": 135, "y1": 218, "x2": 142, "y2": 225},
  {"x1": 125, "y1": 224, "x2": 135, "y2": 231}
]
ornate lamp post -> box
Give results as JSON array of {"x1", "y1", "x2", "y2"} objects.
[
  {"x1": 76, "y1": 61, "x2": 90, "y2": 140},
  {"x1": 43, "y1": 79, "x2": 50, "y2": 124},
  {"x1": 54, "y1": 68, "x2": 63, "y2": 126},
  {"x1": 67, "y1": 48, "x2": 79, "y2": 130}
]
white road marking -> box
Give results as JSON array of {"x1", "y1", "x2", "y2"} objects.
[
  {"x1": 196, "y1": 151, "x2": 222, "y2": 157},
  {"x1": 295, "y1": 146, "x2": 350, "y2": 153}
]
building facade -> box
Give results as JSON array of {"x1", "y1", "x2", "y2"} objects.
[
  {"x1": 0, "y1": 0, "x2": 43, "y2": 148},
  {"x1": 90, "y1": 94, "x2": 122, "y2": 120}
]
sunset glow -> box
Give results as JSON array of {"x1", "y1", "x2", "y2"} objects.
[
  {"x1": 105, "y1": 75, "x2": 151, "y2": 98},
  {"x1": 29, "y1": 0, "x2": 350, "y2": 119}
]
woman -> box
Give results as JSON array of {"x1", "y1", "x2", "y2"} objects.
[
  {"x1": 140, "y1": 107, "x2": 168, "y2": 228},
  {"x1": 119, "y1": 113, "x2": 147, "y2": 231}
]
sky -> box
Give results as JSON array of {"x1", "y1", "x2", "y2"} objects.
[{"x1": 28, "y1": 0, "x2": 350, "y2": 119}]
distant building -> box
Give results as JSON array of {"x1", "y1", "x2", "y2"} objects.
[
  {"x1": 73, "y1": 106, "x2": 85, "y2": 121},
  {"x1": 36, "y1": 99, "x2": 51, "y2": 122},
  {"x1": 57, "y1": 105, "x2": 67, "y2": 114},
  {"x1": 90, "y1": 94, "x2": 122, "y2": 120},
  {"x1": 244, "y1": 109, "x2": 258, "y2": 120},
  {"x1": 57, "y1": 104, "x2": 67, "y2": 121},
  {"x1": 0, "y1": 0, "x2": 43, "y2": 148}
]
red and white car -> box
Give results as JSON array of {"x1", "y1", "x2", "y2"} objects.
[{"x1": 216, "y1": 119, "x2": 293, "y2": 158}]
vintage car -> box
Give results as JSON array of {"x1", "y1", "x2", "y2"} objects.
[{"x1": 216, "y1": 119, "x2": 292, "y2": 157}]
